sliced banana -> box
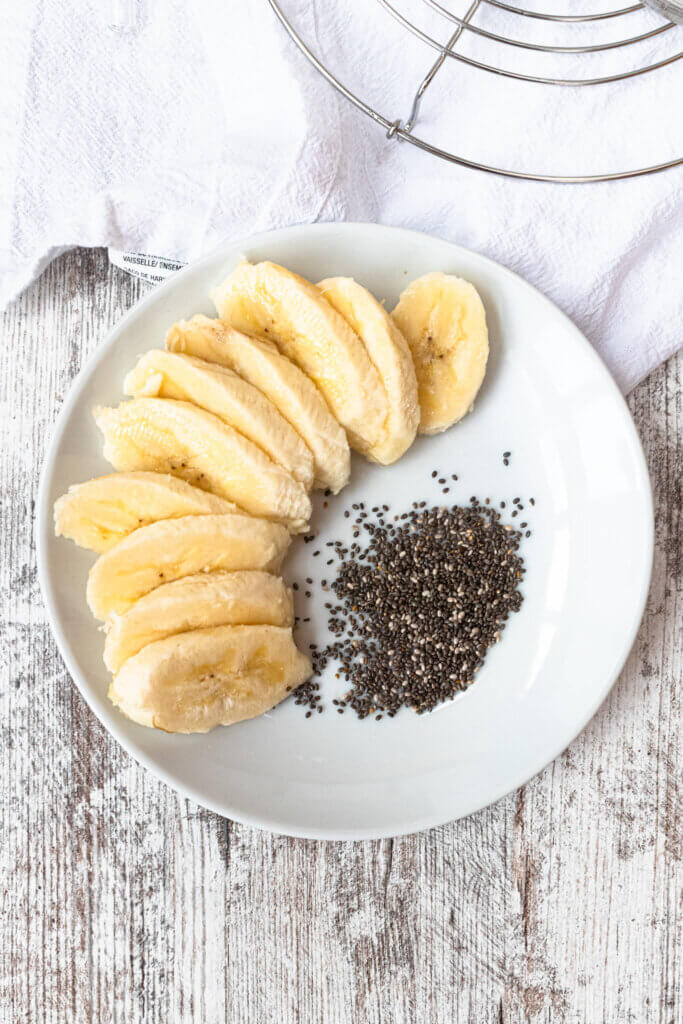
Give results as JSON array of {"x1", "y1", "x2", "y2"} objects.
[
  {"x1": 318, "y1": 277, "x2": 419, "y2": 464},
  {"x1": 392, "y1": 272, "x2": 489, "y2": 435},
  {"x1": 104, "y1": 570, "x2": 294, "y2": 672},
  {"x1": 167, "y1": 315, "x2": 350, "y2": 493},
  {"x1": 94, "y1": 398, "x2": 311, "y2": 532},
  {"x1": 211, "y1": 260, "x2": 388, "y2": 455},
  {"x1": 53, "y1": 471, "x2": 239, "y2": 553},
  {"x1": 109, "y1": 624, "x2": 311, "y2": 733},
  {"x1": 124, "y1": 350, "x2": 314, "y2": 490},
  {"x1": 87, "y1": 513, "x2": 290, "y2": 620}
]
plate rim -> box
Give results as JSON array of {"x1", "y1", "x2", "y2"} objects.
[{"x1": 35, "y1": 221, "x2": 654, "y2": 840}]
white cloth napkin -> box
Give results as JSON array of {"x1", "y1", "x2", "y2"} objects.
[{"x1": 2, "y1": 0, "x2": 681, "y2": 392}]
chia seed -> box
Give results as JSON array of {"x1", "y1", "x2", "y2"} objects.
[{"x1": 298, "y1": 494, "x2": 527, "y2": 719}]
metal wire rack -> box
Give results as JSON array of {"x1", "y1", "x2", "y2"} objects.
[{"x1": 267, "y1": 0, "x2": 682, "y2": 183}]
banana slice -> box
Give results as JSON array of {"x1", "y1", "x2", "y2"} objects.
[
  {"x1": 318, "y1": 277, "x2": 419, "y2": 464},
  {"x1": 211, "y1": 261, "x2": 388, "y2": 455},
  {"x1": 124, "y1": 350, "x2": 314, "y2": 490},
  {"x1": 109, "y1": 624, "x2": 311, "y2": 733},
  {"x1": 94, "y1": 398, "x2": 311, "y2": 532},
  {"x1": 166, "y1": 315, "x2": 350, "y2": 493},
  {"x1": 392, "y1": 273, "x2": 489, "y2": 435},
  {"x1": 104, "y1": 570, "x2": 294, "y2": 672},
  {"x1": 53, "y1": 471, "x2": 239, "y2": 553},
  {"x1": 87, "y1": 513, "x2": 290, "y2": 620}
]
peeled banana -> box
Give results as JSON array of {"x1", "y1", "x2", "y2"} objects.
[
  {"x1": 318, "y1": 277, "x2": 419, "y2": 464},
  {"x1": 87, "y1": 513, "x2": 290, "y2": 620},
  {"x1": 109, "y1": 624, "x2": 311, "y2": 733},
  {"x1": 53, "y1": 471, "x2": 238, "y2": 553},
  {"x1": 94, "y1": 397, "x2": 311, "y2": 532},
  {"x1": 211, "y1": 261, "x2": 388, "y2": 455},
  {"x1": 166, "y1": 315, "x2": 350, "y2": 493},
  {"x1": 392, "y1": 272, "x2": 489, "y2": 435},
  {"x1": 104, "y1": 570, "x2": 294, "y2": 672},
  {"x1": 54, "y1": 255, "x2": 498, "y2": 734},
  {"x1": 124, "y1": 349, "x2": 314, "y2": 490}
]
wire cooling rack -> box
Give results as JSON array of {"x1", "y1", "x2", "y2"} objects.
[{"x1": 267, "y1": 0, "x2": 682, "y2": 183}]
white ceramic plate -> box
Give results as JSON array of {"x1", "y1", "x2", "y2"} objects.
[{"x1": 37, "y1": 223, "x2": 653, "y2": 839}]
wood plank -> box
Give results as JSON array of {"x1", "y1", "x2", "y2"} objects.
[{"x1": 0, "y1": 248, "x2": 679, "y2": 1024}]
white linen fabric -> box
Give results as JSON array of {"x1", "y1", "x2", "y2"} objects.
[{"x1": 1, "y1": 0, "x2": 681, "y2": 391}]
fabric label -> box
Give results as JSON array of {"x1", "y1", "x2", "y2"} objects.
[{"x1": 108, "y1": 248, "x2": 185, "y2": 285}]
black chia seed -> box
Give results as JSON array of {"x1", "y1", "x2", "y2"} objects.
[{"x1": 296, "y1": 495, "x2": 527, "y2": 719}]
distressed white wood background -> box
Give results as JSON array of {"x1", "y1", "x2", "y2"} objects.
[{"x1": 1, "y1": 248, "x2": 681, "y2": 1024}]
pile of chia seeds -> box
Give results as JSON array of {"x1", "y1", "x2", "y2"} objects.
[{"x1": 294, "y1": 488, "x2": 529, "y2": 719}]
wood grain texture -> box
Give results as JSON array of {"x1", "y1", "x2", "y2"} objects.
[{"x1": 1, "y1": 248, "x2": 680, "y2": 1024}]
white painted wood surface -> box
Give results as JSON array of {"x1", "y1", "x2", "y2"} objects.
[{"x1": 1, "y1": 249, "x2": 680, "y2": 1024}]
